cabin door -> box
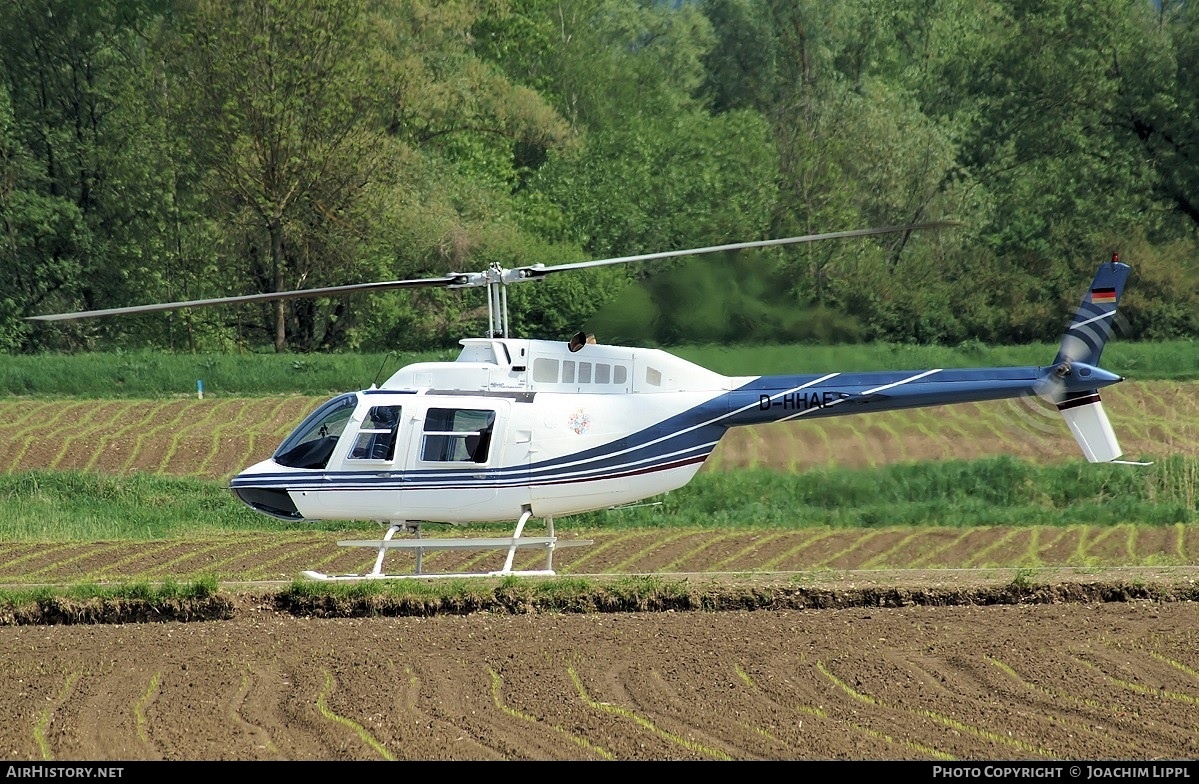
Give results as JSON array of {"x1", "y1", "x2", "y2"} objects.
[{"x1": 396, "y1": 400, "x2": 506, "y2": 521}]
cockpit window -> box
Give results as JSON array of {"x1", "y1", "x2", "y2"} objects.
[{"x1": 273, "y1": 393, "x2": 356, "y2": 469}]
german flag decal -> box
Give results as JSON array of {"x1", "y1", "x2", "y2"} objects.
[{"x1": 1090, "y1": 287, "x2": 1117, "y2": 304}]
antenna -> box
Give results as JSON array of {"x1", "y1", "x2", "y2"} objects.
[{"x1": 372, "y1": 350, "x2": 399, "y2": 388}]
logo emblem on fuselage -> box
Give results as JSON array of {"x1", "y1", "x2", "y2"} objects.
[{"x1": 568, "y1": 409, "x2": 592, "y2": 435}]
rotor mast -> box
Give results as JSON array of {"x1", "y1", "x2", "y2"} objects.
[{"x1": 485, "y1": 263, "x2": 510, "y2": 338}]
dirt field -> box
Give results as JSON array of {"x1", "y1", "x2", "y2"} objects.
[
  {"x1": 2, "y1": 596, "x2": 1198, "y2": 761},
  {"x1": 0, "y1": 388, "x2": 1197, "y2": 762}
]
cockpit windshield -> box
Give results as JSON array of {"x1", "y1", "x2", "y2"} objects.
[{"x1": 273, "y1": 393, "x2": 357, "y2": 469}]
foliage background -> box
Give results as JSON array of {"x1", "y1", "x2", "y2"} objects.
[{"x1": 3, "y1": 0, "x2": 1197, "y2": 355}]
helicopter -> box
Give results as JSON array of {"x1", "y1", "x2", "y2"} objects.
[{"x1": 28, "y1": 222, "x2": 1136, "y2": 580}]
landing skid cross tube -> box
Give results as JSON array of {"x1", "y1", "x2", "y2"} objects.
[{"x1": 301, "y1": 510, "x2": 593, "y2": 581}]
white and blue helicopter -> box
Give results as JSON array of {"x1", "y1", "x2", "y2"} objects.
[{"x1": 29, "y1": 223, "x2": 1134, "y2": 580}]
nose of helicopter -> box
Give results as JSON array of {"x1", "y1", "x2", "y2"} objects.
[{"x1": 229, "y1": 460, "x2": 304, "y2": 521}]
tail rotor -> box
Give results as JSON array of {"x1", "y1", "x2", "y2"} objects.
[
  {"x1": 1039, "y1": 253, "x2": 1135, "y2": 463},
  {"x1": 1035, "y1": 333, "x2": 1089, "y2": 405}
]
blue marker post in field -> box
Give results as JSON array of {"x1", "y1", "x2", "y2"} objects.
[{"x1": 197, "y1": 379, "x2": 204, "y2": 400}]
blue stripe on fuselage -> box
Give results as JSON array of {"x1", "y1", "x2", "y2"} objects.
[
  {"x1": 230, "y1": 365, "x2": 1051, "y2": 493},
  {"x1": 725, "y1": 366, "x2": 1045, "y2": 425}
]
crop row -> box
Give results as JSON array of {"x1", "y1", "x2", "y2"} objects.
[
  {"x1": 0, "y1": 524, "x2": 1196, "y2": 585},
  {"x1": 0, "y1": 381, "x2": 1194, "y2": 482}
]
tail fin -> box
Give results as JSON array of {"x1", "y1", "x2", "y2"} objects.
[
  {"x1": 1052, "y1": 253, "x2": 1132, "y2": 463},
  {"x1": 1058, "y1": 392, "x2": 1122, "y2": 462},
  {"x1": 1053, "y1": 252, "x2": 1130, "y2": 368}
]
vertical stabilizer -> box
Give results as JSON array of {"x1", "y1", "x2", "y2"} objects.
[
  {"x1": 1053, "y1": 253, "x2": 1131, "y2": 368},
  {"x1": 1058, "y1": 393, "x2": 1122, "y2": 463},
  {"x1": 1051, "y1": 254, "x2": 1131, "y2": 463}
]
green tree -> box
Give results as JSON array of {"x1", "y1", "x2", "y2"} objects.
[
  {"x1": 355, "y1": 0, "x2": 580, "y2": 348},
  {"x1": 696, "y1": 0, "x2": 969, "y2": 342},
  {"x1": 168, "y1": 0, "x2": 575, "y2": 352},
  {"x1": 914, "y1": 0, "x2": 1198, "y2": 341},
  {"x1": 168, "y1": 0, "x2": 388, "y2": 352},
  {"x1": 0, "y1": 80, "x2": 85, "y2": 352},
  {"x1": 698, "y1": 0, "x2": 778, "y2": 114},
  {"x1": 0, "y1": 0, "x2": 182, "y2": 351},
  {"x1": 475, "y1": 0, "x2": 781, "y2": 345}
]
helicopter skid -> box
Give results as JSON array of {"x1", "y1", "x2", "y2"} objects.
[
  {"x1": 301, "y1": 568, "x2": 559, "y2": 582},
  {"x1": 301, "y1": 512, "x2": 592, "y2": 581}
]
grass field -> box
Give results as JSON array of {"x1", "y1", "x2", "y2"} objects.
[
  {"x1": 0, "y1": 346, "x2": 1194, "y2": 592},
  {"x1": 2, "y1": 338, "x2": 1196, "y2": 397}
]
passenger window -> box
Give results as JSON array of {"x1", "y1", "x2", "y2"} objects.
[
  {"x1": 595, "y1": 363, "x2": 611, "y2": 384},
  {"x1": 532, "y1": 358, "x2": 558, "y2": 383},
  {"x1": 614, "y1": 365, "x2": 627, "y2": 384},
  {"x1": 421, "y1": 408, "x2": 496, "y2": 463},
  {"x1": 562, "y1": 360, "x2": 575, "y2": 383},
  {"x1": 578, "y1": 362, "x2": 592, "y2": 384},
  {"x1": 350, "y1": 405, "x2": 401, "y2": 461}
]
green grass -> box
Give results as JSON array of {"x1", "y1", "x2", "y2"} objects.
[
  {"x1": 563, "y1": 455, "x2": 1199, "y2": 530},
  {"x1": 280, "y1": 575, "x2": 497, "y2": 602},
  {"x1": 661, "y1": 340, "x2": 1199, "y2": 379},
  {"x1": 0, "y1": 456, "x2": 1193, "y2": 542},
  {"x1": 0, "y1": 339, "x2": 1195, "y2": 398},
  {"x1": 0, "y1": 576, "x2": 218, "y2": 607},
  {"x1": 0, "y1": 348, "x2": 458, "y2": 398},
  {"x1": 0, "y1": 471, "x2": 351, "y2": 540},
  {"x1": 273, "y1": 575, "x2": 808, "y2": 617}
]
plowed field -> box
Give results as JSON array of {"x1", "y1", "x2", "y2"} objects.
[
  {"x1": 0, "y1": 383, "x2": 1197, "y2": 762},
  {"x1": 3, "y1": 381, "x2": 1194, "y2": 479}
]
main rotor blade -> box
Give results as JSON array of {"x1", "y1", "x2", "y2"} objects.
[
  {"x1": 26, "y1": 275, "x2": 465, "y2": 322},
  {"x1": 27, "y1": 220, "x2": 961, "y2": 322},
  {"x1": 514, "y1": 220, "x2": 962, "y2": 280}
]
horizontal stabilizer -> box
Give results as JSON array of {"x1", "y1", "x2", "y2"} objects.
[{"x1": 1057, "y1": 392, "x2": 1121, "y2": 463}]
